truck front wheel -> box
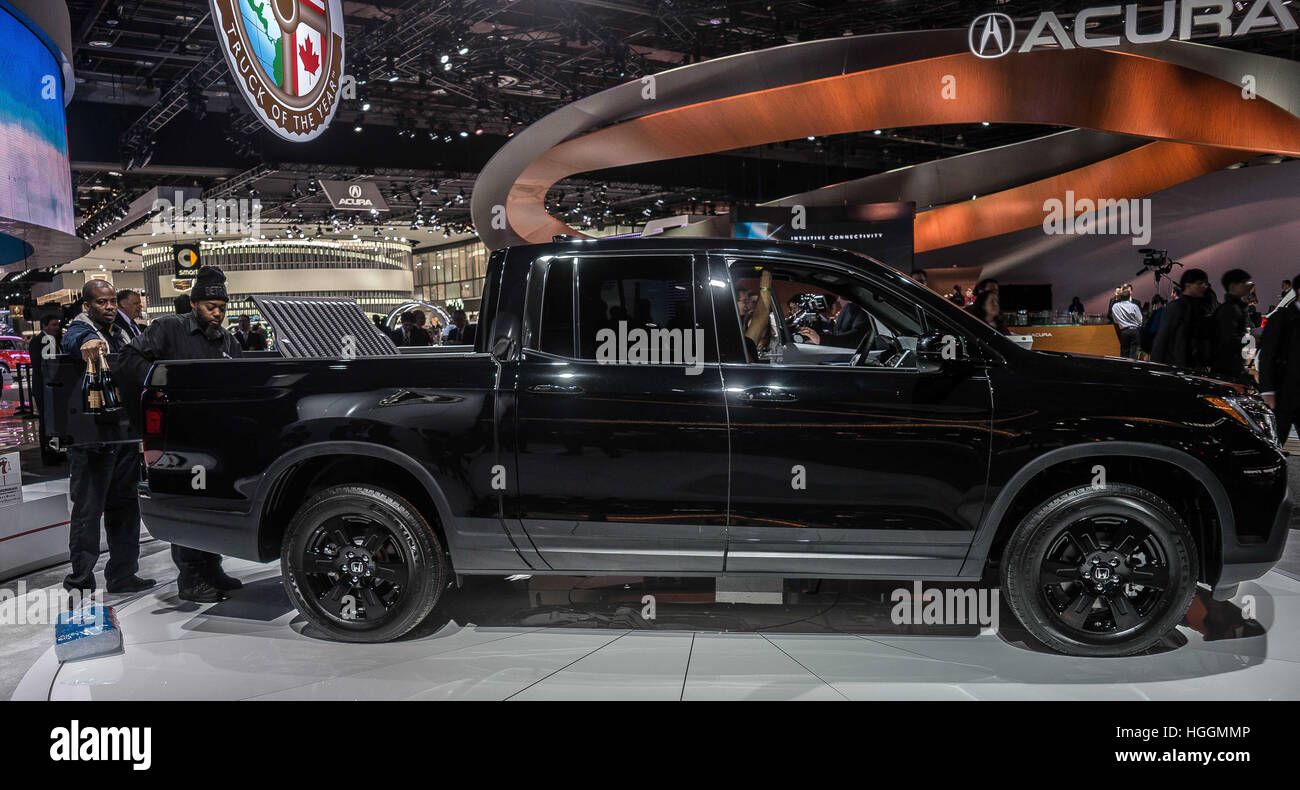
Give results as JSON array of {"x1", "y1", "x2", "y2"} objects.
[
  {"x1": 281, "y1": 484, "x2": 446, "y2": 642},
  {"x1": 1001, "y1": 484, "x2": 1198, "y2": 657}
]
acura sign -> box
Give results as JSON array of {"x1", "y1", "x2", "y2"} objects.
[
  {"x1": 970, "y1": 13, "x2": 1015, "y2": 58},
  {"x1": 320, "y1": 180, "x2": 389, "y2": 212},
  {"x1": 969, "y1": 0, "x2": 1297, "y2": 58}
]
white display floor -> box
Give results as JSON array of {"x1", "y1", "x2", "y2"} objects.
[{"x1": 13, "y1": 557, "x2": 1300, "y2": 701}]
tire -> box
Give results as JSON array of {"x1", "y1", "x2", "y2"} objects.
[
  {"x1": 281, "y1": 484, "x2": 447, "y2": 642},
  {"x1": 1000, "y1": 484, "x2": 1198, "y2": 657}
]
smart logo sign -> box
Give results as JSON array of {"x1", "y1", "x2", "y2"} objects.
[
  {"x1": 211, "y1": 0, "x2": 344, "y2": 142},
  {"x1": 969, "y1": 0, "x2": 1298, "y2": 58}
]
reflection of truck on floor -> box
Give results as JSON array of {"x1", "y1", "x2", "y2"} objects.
[{"x1": 124, "y1": 237, "x2": 1287, "y2": 656}]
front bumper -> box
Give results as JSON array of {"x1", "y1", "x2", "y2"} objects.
[{"x1": 1217, "y1": 488, "x2": 1291, "y2": 587}]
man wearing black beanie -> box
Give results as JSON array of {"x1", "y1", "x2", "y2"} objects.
[{"x1": 118, "y1": 265, "x2": 244, "y2": 603}]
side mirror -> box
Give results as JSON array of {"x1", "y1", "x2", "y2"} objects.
[
  {"x1": 490, "y1": 335, "x2": 515, "y2": 360},
  {"x1": 916, "y1": 330, "x2": 970, "y2": 373}
]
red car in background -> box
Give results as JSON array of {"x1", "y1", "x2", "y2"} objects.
[{"x1": 0, "y1": 336, "x2": 31, "y2": 377}]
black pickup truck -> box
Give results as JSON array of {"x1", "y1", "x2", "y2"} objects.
[{"x1": 131, "y1": 237, "x2": 1289, "y2": 656}]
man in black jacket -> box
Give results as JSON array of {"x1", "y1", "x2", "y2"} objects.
[
  {"x1": 117, "y1": 266, "x2": 244, "y2": 603},
  {"x1": 1259, "y1": 275, "x2": 1300, "y2": 441},
  {"x1": 1152, "y1": 268, "x2": 1214, "y2": 369},
  {"x1": 1210, "y1": 268, "x2": 1253, "y2": 384}
]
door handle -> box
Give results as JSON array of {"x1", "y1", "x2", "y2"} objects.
[
  {"x1": 738, "y1": 387, "x2": 797, "y2": 403},
  {"x1": 528, "y1": 384, "x2": 585, "y2": 395}
]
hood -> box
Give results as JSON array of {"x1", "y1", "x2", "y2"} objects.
[{"x1": 1023, "y1": 349, "x2": 1245, "y2": 398}]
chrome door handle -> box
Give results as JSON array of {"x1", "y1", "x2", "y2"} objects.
[
  {"x1": 528, "y1": 384, "x2": 585, "y2": 395},
  {"x1": 739, "y1": 387, "x2": 797, "y2": 403}
]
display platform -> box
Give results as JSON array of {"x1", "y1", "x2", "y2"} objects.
[{"x1": 13, "y1": 555, "x2": 1300, "y2": 701}]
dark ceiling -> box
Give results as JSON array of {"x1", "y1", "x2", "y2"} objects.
[{"x1": 66, "y1": 0, "x2": 1300, "y2": 240}]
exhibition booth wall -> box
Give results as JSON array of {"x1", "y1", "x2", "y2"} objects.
[{"x1": 918, "y1": 158, "x2": 1300, "y2": 312}]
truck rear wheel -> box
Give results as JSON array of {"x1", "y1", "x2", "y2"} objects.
[
  {"x1": 281, "y1": 484, "x2": 446, "y2": 642},
  {"x1": 1001, "y1": 484, "x2": 1198, "y2": 657}
]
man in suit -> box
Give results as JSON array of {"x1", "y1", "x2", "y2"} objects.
[
  {"x1": 391, "y1": 313, "x2": 431, "y2": 346},
  {"x1": 1259, "y1": 275, "x2": 1300, "y2": 441},
  {"x1": 441, "y1": 310, "x2": 468, "y2": 345},
  {"x1": 114, "y1": 289, "x2": 144, "y2": 340},
  {"x1": 232, "y1": 315, "x2": 253, "y2": 350}
]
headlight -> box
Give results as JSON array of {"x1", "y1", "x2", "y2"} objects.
[{"x1": 1204, "y1": 395, "x2": 1280, "y2": 446}]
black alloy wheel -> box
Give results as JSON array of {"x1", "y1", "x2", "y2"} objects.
[
  {"x1": 1001, "y1": 484, "x2": 1198, "y2": 657},
  {"x1": 282, "y1": 484, "x2": 446, "y2": 642}
]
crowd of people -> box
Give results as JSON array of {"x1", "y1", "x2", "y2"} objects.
[
  {"x1": 382, "y1": 308, "x2": 471, "y2": 346},
  {"x1": 1096, "y1": 269, "x2": 1262, "y2": 385}
]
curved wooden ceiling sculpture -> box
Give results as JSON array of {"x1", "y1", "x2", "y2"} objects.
[{"x1": 472, "y1": 33, "x2": 1300, "y2": 252}]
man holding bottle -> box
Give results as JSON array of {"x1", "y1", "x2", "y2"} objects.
[{"x1": 61, "y1": 279, "x2": 156, "y2": 595}]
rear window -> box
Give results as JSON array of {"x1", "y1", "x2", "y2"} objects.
[{"x1": 576, "y1": 256, "x2": 695, "y2": 360}]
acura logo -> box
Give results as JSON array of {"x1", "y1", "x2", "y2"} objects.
[
  {"x1": 348, "y1": 185, "x2": 363, "y2": 198},
  {"x1": 969, "y1": 12, "x2": 1015, "y2": 59}
]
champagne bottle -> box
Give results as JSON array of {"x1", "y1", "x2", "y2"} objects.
[
  {"x1": 98, "y1": 348, "x2": 121, "y2": 411},
  {"x1": 82, "y1": 354, "x2": 104, "y2": 414}
]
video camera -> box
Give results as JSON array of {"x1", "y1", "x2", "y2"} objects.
[
  {"x1": 1136, "y1": 248, "x2": 1181, "y2": 279},
  {"x1": 787, "y1": 293, "x2": 829, "y2": 332}
]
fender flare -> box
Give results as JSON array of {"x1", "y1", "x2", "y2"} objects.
[
  {"x1": 959, "y1": 441, "x2": 1233, "y2": 577},
  {"x1": 250, "y1": 441, "x2": 463, "y2": 562}
]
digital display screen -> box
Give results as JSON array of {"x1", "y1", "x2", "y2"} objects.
[
  {"x1": 0, "y1": 5, "x2": 72, "y2": 236},
  {"x1": 733, "y1": 203, "x2": 916, "y2": 272}
]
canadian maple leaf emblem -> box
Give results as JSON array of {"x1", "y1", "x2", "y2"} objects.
[{"x1": 299, "y1": 36, "x2": 321, "y2": 76}]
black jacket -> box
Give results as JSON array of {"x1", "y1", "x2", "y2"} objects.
[
  {"x1": 117, "y1": 314, "x2": 243, "y2": 415},
  {"x1": 391, "y1": 325, "x2": 432, "y2": 346},
  {"x1": 1258, "y1": 300, "x2": 1300, "y2": 406},
  {"x1": 1210, "y1": 294, "x2": 1250, "y2": 382},
  {"x1": 1151, "y1": 295, "x2": 1214, "y2": 369}
]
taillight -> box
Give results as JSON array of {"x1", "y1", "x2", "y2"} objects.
[{"x1": 142, "y1": 390, "x2": 167, "y2": 466}]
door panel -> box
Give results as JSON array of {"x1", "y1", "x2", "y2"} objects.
[
  {"x1": 513, "y1": 253, "x2": 729, "y2": 572},
  {"x1": 715, "y1": 254, "x2": 993, "y2": 576}
]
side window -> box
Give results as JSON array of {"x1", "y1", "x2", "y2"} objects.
[
  {"x1": 576, "y1": 256, "x2": 696, "y2": 360},
  {"x1": 727, "y1": 259, "x2": 924, "y2": 368},
  {"x1": 538, "y1": 259, "x2": 574, "y2": 357}
]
